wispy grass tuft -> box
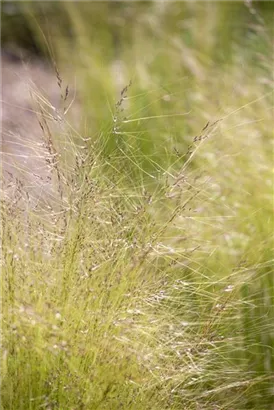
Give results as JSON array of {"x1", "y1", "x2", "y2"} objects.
[{"x1": 1, "y1": 2, "x2": 273, "y2": 409}]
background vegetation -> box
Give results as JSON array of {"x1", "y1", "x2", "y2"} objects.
[{"x1": 1, "y1": 1, "x2": 273, "y2": 409}]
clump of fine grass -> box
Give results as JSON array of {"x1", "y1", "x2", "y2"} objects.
[
  {"x1": 2, "y1": 2, "x2": 274, "y2": 409},
  {"x1": 1, "y1": 71, "x2": 203, "y2": 409}
]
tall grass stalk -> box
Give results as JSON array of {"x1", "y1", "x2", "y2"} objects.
[{"x1": 1, "y1": 2, "x2": 273, "y2": 409}]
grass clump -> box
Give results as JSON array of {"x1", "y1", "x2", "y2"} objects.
[{"x1": 1, "y1": 2, "x2": 274, "y2": 409}]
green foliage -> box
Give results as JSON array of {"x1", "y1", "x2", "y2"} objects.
[{"x1": 2, "y1": 2, "x2": 273, "y2": 409}]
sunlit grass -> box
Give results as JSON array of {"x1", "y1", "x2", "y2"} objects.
[{"x1": 1, "y1": 2, "x2": 273, "y2": 409}]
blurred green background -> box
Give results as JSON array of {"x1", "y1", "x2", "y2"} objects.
[{"x1": 2, "y1": 2, "x2": 273, "y2": 410}]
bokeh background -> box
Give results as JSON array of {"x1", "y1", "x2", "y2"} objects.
[{"x1": 2, "y1": 2, "x2": 274, "y2": 410}]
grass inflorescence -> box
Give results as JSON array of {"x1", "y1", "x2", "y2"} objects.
[{"x1": 1, "y1": 2, "x2": 273, "y2": 409}]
